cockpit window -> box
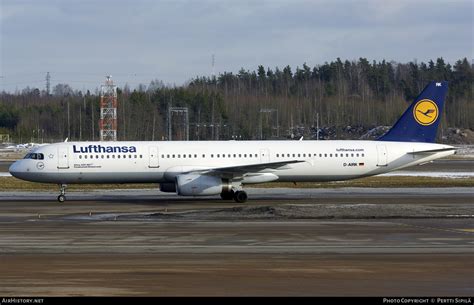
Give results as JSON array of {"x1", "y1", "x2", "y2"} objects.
[{"x1": 23, "y1": 153, "x2": 44, "y2": 160}]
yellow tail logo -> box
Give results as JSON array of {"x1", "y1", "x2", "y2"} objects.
[{"x1": 413, "y1": 99, "x2": 438, "y2": 126}]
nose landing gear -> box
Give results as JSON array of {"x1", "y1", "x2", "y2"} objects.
[{"x1": 57, "y1": 184, "x2": 67, "y2": 202}]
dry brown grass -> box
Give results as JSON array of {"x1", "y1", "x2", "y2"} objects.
[{"x1": 0, "y1": 175, "x2": 472, "y2": 191}]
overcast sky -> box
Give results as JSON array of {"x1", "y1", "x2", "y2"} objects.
[{"x1": 1, "y1": 0, "x2": 472, "y2": 93}]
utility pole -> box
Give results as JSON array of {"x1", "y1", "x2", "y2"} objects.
[
  {"x1": 168, "y1": 107, "x2": 189, "y2": 141},
  {"x1": 45, "y1": 72, "x2": 50, "y2": 95},
  {"x1": 259, "y1": 108, "x2": 279, "y2": 139},
  {"x1": 152, "y1": 110, "x2": 156, "y2": 141},
  {"x1": 91, "y1": 98, "x2": 95, "y2": 141},
  {"x1": 67, "y1": 99, "x2": 70, "y2": 140},
  {"x1": 211, "y1": 53, "x2": 217, "y2": 140},
  {"x1": 316, "y1": 112, "x2": 320, "y2": 140},
  {"x1": 79, "y1": 102, "x2": 82, "y2": 141}
]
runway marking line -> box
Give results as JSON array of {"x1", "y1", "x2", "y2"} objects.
[
  {"x1": 390, "y1": 222, "x2": 474, "y2": 236},
  {"x1": 458, "y1": 229, "x2": 474, "y2": 233}
]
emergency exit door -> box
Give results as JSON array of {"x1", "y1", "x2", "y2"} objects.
[{"x1": 148, "y1": 146, "x2": 159, "y2": 168}]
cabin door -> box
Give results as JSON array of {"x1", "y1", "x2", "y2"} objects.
[
  {"x1": 376, "y1": 145, "x2": 388, "y2": 167},
  {"x1": 57, "y1": 146, "x2": 69, "y2": 169}
]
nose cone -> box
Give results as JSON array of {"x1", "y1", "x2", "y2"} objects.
[{"x1": 9, "y1": 161, "x2": 26, "y2": 180}]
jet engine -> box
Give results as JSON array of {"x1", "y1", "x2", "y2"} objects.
[{"x1": 175, "y1": 174, "x2": 232, "y2": 196}]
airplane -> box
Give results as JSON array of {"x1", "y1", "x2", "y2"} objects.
[{"x1": 9, "y1": 81, "x2": 456, "y2": 203}]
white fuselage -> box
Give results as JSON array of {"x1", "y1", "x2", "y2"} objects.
[{"x1": 9, "y1": 140, "x2": 454, "y2": 184}]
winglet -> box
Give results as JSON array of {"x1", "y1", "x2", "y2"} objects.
[{"x1": 379, "y1": 81, "x2": 448, "y2": 143}]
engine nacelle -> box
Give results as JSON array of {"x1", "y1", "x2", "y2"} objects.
[
  {"x1": 159, "y1": 183, "x2": 176, "y2": 193},
  {"x1": 175, "y1": 174, "x2": 231, "y2": 196}
]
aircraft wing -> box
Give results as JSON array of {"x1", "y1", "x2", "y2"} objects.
[
  {"x1": 186, "y1": 160, "x2": 305, "y2": 179},
  {"x1": 407, "y1": 147, "x2": 457, "y2": 155}
]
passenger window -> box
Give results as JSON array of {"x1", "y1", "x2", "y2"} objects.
[
  {"x1": 335, "y1": 154, "x2": 338, "y2": 157},
  {"x1": 211, "y1": 154, "x2": 214, "y2": 158},
  {"x1": 118, "y1": 155, "x2": 121, "y2": 159},
  {"x1": 85, "y1": 155, "x2": 88, "y2": 159},
  {"x1": 217, "y1": 154, "x2": 220, "y2": 158},
  {"x1": 172, "y1": 154, "x2": 175, "y2": 158},
  {"x1": 112, "y1": 155, "x2": 115, "y2": 159},
  {"x1": 244, "y1": 154, "x2": 247, "y2": 158},
  {"x1": 178, "y1": 154, "x2": 181, "y2": 158},
  {"x1": 202, "y1": 154, "x2": 205, "y2": 158},
  {"x1": 351, "y1": 153, "x2": 354, "y2": 157},
  {"x1": 194, "y1": 154, "x2": 197, "y2": 158},
  {"x1": 140, "y1": 155, "x2": 143, "y2": 158},
  {"x1": 161, "y1": 155, "x2": 164, "y2": 158},
  {"x1": 167, "y1": 154, "x2": 170, "y2": 158},
  {"x1": 101, "y1": 155, "x2": 104, "y2": 159},
  {"x1": 324, "y1": 154, "x2": 327, "y2": 157},
  {"x1": 233, "y1": 154, "x2": 236, "y2": 158},
  {"x1": 356, "y1": 153, "x2": 359, "y2": 157},
  {"x1": 183, "y1": 154, "x2": 186, "y2": 158},
  {"x1": 107, "y1": 155, "x2": 110, "y2": 159},
  {"x1": 346, "y1": 153, "x2": 349, "y2": 157},
  {"x1": 362, "y1": 153, "x2": 365, "y2": 157},
  {"x1": 134, "y1": 155, "x2": 137, "y2": 158},
  {"x1": 239, "y1": 154, "x2": 241, "y2": 157},
  {"x1": 79, "y1": 155, "x2": 82, "y2": 159},
  {"x1": 276, "y1": 154, "x2": 279, "y2": 157}
]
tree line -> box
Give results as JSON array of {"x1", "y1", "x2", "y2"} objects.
[{"x1": 0, "y1": 57, "x2": 472, "y2": 143}]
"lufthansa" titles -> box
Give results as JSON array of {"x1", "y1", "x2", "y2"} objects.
[{"x1": 72, "y1": 145, "x2": 137, "y2": 154}]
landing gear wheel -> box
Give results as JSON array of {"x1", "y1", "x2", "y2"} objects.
[
  {"x1": 233, "y1": 191, "x2": 248, "y2": 203},
  {"x1": 220, "y1": 190, "x2": 234, "y2": 200},
  {"x1": 57, "y1": 184, "x2": 67, "y2": 203}
]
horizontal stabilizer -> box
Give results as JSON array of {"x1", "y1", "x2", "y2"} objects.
[{"x1": 407, "y1": 147, "x2": 457, "y2": 155}]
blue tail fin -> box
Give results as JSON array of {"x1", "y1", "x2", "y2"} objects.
[{"x1": 378, "y1": 81, "x2": 448, "y2": 143}]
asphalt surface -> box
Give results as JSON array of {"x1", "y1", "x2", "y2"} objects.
[{"x1": 0, "y1": 188, "x2": 473, "y2": 296}]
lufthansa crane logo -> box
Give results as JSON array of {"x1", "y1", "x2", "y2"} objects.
[{"x1": 413, "y1": 99, "x2": 439, "y2": 126}]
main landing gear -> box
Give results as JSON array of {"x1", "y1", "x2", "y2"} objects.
[
  {"x1": 57, "y1": 184, "x2": 67, "y2": 203},
  {"x1": 233, "y1": 190, "x2": 248, "y2": 203},
  {"x1": 220, "y1": 190, "x2": 248, "y2": 203}
]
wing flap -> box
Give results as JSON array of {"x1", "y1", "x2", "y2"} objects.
[{"x1": 186, "y1": 160, "x2": 305, "y2": 179}]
